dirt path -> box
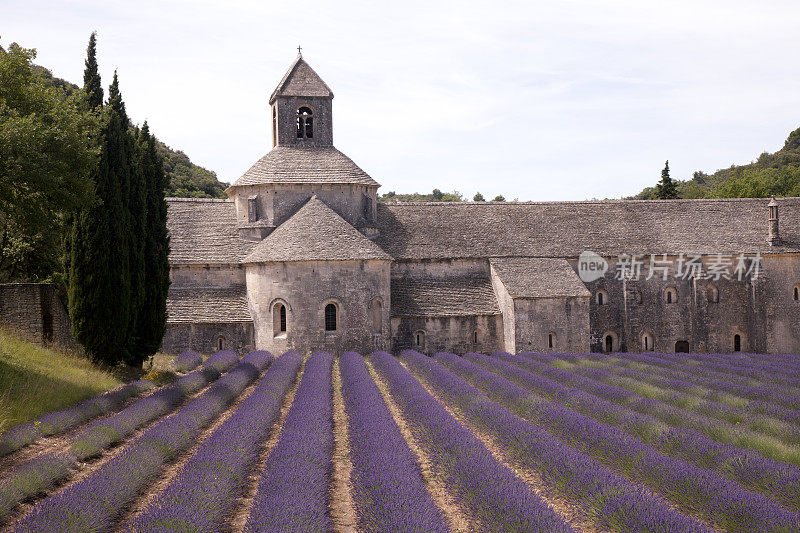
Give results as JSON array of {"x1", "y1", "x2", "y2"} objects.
[
  {"x1": 404, "y1": 361, "x2": 605, "y2": 533},
  {"x1": 329, "y1": 357, "x2": 358, "y2": 533},
  {"x1": 227, "y1": 360, "x2": 304, "y2": 533},
  {"x1": 366, "y1": 359, "x2": 471, "y2": 533}
]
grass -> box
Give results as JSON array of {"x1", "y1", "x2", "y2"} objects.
[{"x1": 0, "y1": 329, "x2": 125, "y2": 433}]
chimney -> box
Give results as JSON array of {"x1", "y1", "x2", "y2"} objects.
[{"x1": 768, "y1": 196, "x2": 780, "y2": 246}]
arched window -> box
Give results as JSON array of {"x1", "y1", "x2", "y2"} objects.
[
  {"x1": 707, "y1": 284, "x2": 719, "y2": 303},
  {"x1": 217, "y1": 336, "x2": 225, "y2": 351},
  {"x1": 642, "y1": 332, "x2": 653, "y2": 352},
  {"x1": 548, "y1": 332, "x2": 555, "y2": 350},
  {"x1": 324, "y1": 303, "x2": 337, "y2": 332},
  {"x1": 665, "y1": 287, "x2": 678, "y2": 304},
  {"x1": 415, "y1": 330, "x2": 425, "y2": 350},
  {"x1": 733, "y1": 334, "x2": 742, "y2": 352},
  {"x1": 371, "y1": 299, "x2": 382, "y2": 334},
  {"x1": 273, "y1": 302, "x2": 287, "y2": 337},
  {"x1": 596, "y1": 289, "x2": 608, "y2": 306},
  {"x1": 473, "y1": 329, "x2": 479, "y2": 344},
  {"x1": 793, "y1": 284, "x2": 800, "y2": 302},
  {"x1": 296, "y1": 106, "x2": 313, "y2": 139}
]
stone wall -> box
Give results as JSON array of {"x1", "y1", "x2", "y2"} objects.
[
  {"x1": 513, "y1": 297, "x2": 590, "y2": 353},
  {"x1": 161, "y1": 322, "x2": 254, "y2": 354},
  {"x1": 231, "y1": 183, "x2": 378, "y2": 238},
  {"x1": 569, "y1": 255, "x2": 798, "y2": 354},
  {"x1": 273, "y1": 96, "x2": 333, "y2": 147},
  {"x1": 170, "y1": 264, "x2": 246, "y2": 288},
  {"x1": 246, "y1": 259, "x2": 391, "y2": 355},
  {"x1": 0, "y1": 283, "x2": 75, "y2": 348},
  {"x1": 390, "y1": 314, "x2": 504, "y2": 355}
]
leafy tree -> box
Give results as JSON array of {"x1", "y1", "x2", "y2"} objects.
[
  {"x1": 654, "y1": 160, "x2": 679, "y2": 199},
  {"x1": 473, "y1": 192, "x2": 485, "y2": 202},
  {"x1": 69, "y1": 69, "x2": 134, "y2": 365},
  {"x1": 493, "y1": 195, "x2": 505, "y2": 202},
  {"x1": 0, "y1": 41, "x2": 97, "y2": 283},
  {"x1": 431, "y1": 188, "x2": 444, "y2": 201},
  {"x1": 130, "y1": 122, "x2": 170, "y2": 361}
]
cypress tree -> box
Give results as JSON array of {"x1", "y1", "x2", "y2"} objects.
[
  {"x1": 655, "y1": 160, "x2": 679, "y2": 199},
  {"x1": 83, "y1": 32, "x2": 103, "y2": 110},
  {"x1": 131, "y1": 122, "x2": 170, "y2": 359},
  {"x1": 125, "y1": 120, "x2": 147, "y2": 365},
  {"x1": 68, "y1": 71, "x2": 133, "y2": 364}
]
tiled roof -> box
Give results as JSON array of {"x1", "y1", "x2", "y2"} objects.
[
  {"x1": 374, "y1": 197, "x2": 800, "y2": 260},
  {"x1": 269, "y1": 55, "x2": 333, "y2": 103},
  {"x1": 166, "y1": 285, "x2": 251, "y2": 324},
  {"x1": 166, "y1": 199, "x2": 256, "y2": 265},
  {"x1": 490, "y1": 258, "x2": 591, "y2": 298},
  {"x1": 231, "y1": 146, "x2": 379, "y2": 187},
  {"x1": 391, "y1": 277, "x2": 500, "y2": 317},
  {"x1": 243, "y1": 196, "x2": 393, "y2": 263}
]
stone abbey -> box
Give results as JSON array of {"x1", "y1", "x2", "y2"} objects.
[{"x1": 161, "y1": 54, "x2": 800, "y2": 356}]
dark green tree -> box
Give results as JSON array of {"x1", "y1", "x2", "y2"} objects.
[
  {"x1": 69, "y1": 71, "x2": 133, "y2": 365},
  {"x1": 473, "y1": 192, "x2": 485, "y2": 202},
  {"x1": 493, "y1": 195, "x2": 505, "y2": 202},
  {"x1": 654, "y1": 160, "x2": 679, "y2": 199},
  {"x1": 431, "y1": 188, "x2": 444, "y2": 201},
  {"x1": 130, "y1": 122, "x2": 170, "y2": 361},
  {"x1": 83, "y1": 32, "x2": 103, "y2": 111}
]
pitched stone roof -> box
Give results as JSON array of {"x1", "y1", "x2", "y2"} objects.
[
  {"x1": 231, "y1": 146, "x2": 379, "y2": 188},
  {"x1": 243, "y1": 196, "x2": 393, "y2": 263},
  {"x1": 391, "y1": 277, "x2": 500, "y2": 317},
  {"x1": 490, "y1": 258, "x2": 591, "y2": 298},
  {"x1": 269, "y1": 55, "x2": 333, "y2": 103},
  {"x1": 166, "y1": 286, "x2": 251, "y2": 324},
  {"x1": 375, "y1": 197, "x2": 800, "y2": 260},
  {"x1": 166, "y1": 199, "x2": 256, "y2": 265}
]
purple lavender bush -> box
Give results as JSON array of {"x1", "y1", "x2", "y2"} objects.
[
  {"x1": 127, "y1": 350, "x2": 300, "y2": 532},
  {"x1": 69, "y1": 364, "x2": 226, "y2": 461},
  {"x1": 371, "y1": 351, "x2": 576, "y2": 533},
  {"x1": 441, "y1": 352, "x2": 800, "y2": 533},
  {"x1": 340, "y1": 351, "x2": 449, "y2": 532},
  {"x1": 244, "y1": 352, "x2": 333, "y2": 533},
  {"x1": 14, "y1": 357, "x2": 263, "y2": 532},
  {"x1": 489, "y1": 351, "x2": 800, "y2": 511},
  {"x1": 398, "y1": 350, "x2": 712, "y2": 533},
  {"x1": 0, "y1": 452, "x2": 74, "y2": 520},
  {"x1": 0, "y1": 379, "x2": 154, "y2": 457},
  {"x1": 173, "y1": 350, "x2": 203, "y2": 373},
  {"x1": 203, "y1": 349, "x2": 240, "y2": 372}
]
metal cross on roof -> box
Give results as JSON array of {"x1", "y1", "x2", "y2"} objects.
[{"x1": 297, "y1": 45, "x2": 302, "y2": 55}]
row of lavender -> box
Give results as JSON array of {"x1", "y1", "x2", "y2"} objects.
[
  {"x1": 533, "y1": 352, "x2": 800, "y2": 460},
  {"x1": 0, "y1": 350, "x2": 242, "y2": 521},
  {"x1": 478, "y1": 351, "x2": 800, "y2": 510},
  {"x1": 438, "y1": 351, "x2": 800, "y2": 531},
  {"x1": 12, "y1": 350, "x2": 274, "y2": 532}
]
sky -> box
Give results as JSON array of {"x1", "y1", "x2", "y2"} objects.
[{"x1": 4, "y1": 0, "x2": 800, "y2": 200}]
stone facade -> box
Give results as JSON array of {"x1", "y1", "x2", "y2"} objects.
[
  {"x1": 0, "y1": 283, "x2": 75, "y2": 348},
  {"x1": 156, "y1": 55, "x2": 800, "y2": 356}
]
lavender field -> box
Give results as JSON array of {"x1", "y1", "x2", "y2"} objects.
[{"x1": 1, "y1": 349, "x2": 799, "y2": 532}]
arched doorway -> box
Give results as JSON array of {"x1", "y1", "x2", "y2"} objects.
[
  {"x1": 675, "y1": 340, "x2": 690, "y2": 353},
  {"x1": 605, "y1": 335, "x2": 613, "y2": 353}
]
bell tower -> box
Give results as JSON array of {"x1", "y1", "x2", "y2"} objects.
[{"x1": 269, "y1": 51, "x2": 334, "y2": 147}]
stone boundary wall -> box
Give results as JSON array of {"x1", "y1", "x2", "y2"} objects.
[{"x1": 0, "y1": 283, "x2": 75, "y2": 349}]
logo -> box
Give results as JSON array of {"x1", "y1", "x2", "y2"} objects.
[{"x1": 578, "y1": 251, "x2": 608, "y2": 282}]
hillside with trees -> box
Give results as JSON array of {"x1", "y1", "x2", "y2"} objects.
[
  {"x1": 379, "y1": 189, "x2": 508, "y2": 202},
  {"x1": 32, "y1": 59, "x2": 227, "y2": 199},
  {"x1": 636, "y1": 127, "x2": 800, "y2": 199}
]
